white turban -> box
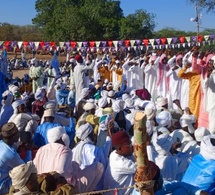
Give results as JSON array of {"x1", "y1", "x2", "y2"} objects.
[
  {"x1": 12, "y1": 99, "x2": 25, "y2": 113},
  {"x1": 195, "y1": 127, "x2": 210, "y2": 142},
  {"x1": 83, "y1": 102, "x2": 96, "y2": 111},
  {"x1": 43, "y1": 100, "x2": 58, "y2": 111},
  {"x1": 47, "y1": 126, "x2": 70, "y2": 147},
  {"x1": 35, "y1": 88, "x2": 44, "y2": 100},
  {"x1": 99, "y1": 114, "x2": 112, "y2": 131},
  {"x1": 101, "y1": 90, "x2": 108, "y2": 98},
  {"x1": 8, "y1": 85, "x2": 19, "y2": 95},
  {"x1": 156, "y1": 96, "x2": 168, "y2": 109},
  {"x1": 156, "y1": 111, "x2": 172, "y2": 127},
  {"x1": 9, "y1": 161, "x2": 37, "y2": 190},
  {"x1": 78, "y1": 88, "x2": 89, "y2": 101},
  {"x1": 113, "y1": 81, "x2": 120, "y2": 91},
  {"x1": 112, "y1": 99, "x2": 125, "y2": 113},
  {"x1": 108, "y1": 90, "x2": 115, "y2": 98},
  {"x1": 134, "y1": 98, "x2": 150, "y2": 110},
  {"x1": 180, "y1": 114, "x2": 196, "y2": 134},
  {"x1": 145, "y1": 102, "x2": 156, "y2": 120},
  {"x1": 98, "y1": 97, "x2": 108, "y2": 108},
  {"x1": 200, "y1": 134, "x2": 215, "y2": 161},
  {"x1": 2, "y1": 90, "x2": 13, "y2": 106},
  {"x1": 76, "y1": 123, "x2": 93, "y2": 140},
  {"x1": 130, "y1": 89, "x2": 137, "y2": 99},
  {"x1": 154, "y1": 134, "x2": 173, "y2": 155},
  {"x1": 122, "y1": 93, "x2": 130, "y2": 101},
  {"x1": 125, "y1": 98, "x2": 134, "y2": 108}
]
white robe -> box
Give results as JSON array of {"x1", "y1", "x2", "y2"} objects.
[{"x1": 122, "y1": 60, "x2": 132, "y2": 92}]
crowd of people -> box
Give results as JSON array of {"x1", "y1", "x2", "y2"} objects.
[{"x1": 0, "y1": 46, "x2": 215, "y2": 194}]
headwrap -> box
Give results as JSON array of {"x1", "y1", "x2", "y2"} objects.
[
  {"x1": 83, "y1": 102, "x2": 96, "y2": 111},
  {"x1": 98, "y1": 97, "x2": 108, "y2": 108},
  {"x1": 145, "y1": 103, "x2": 156, "y2": 120},
  {"x1": 101, "y1": 90, "x2": 109, "y2": 98},
  {"x1": 2, "y1": 90, "x2": 13, "y2": 106},
  {"x1": 125, "y1": 98, "x2": 134, "y2": 108},
  {"x1": 179, "y1": 114, "x2": 196, "y2": 134},
  {"x1": 194, "y1": 127, "x2": 210, "y2": 142},
  {"x1": 154, "y1": 134, "x2": 173, "y2": 156},
  {"x1": 9, "y1": 161, "x2": 37, "y2": 190},
  {"x1": 12, "y1": 99, "x2": 25, "y2": 113},
  {"x1": 35, "y1": 88, "x2": 44, "y2": 101},
  {"x1": 150, "y1": 55, "x2": 157, "y2": 62},
  {"x1": 102, "y1": 107, "x2": 114, "y2": 118},
  {"x1": 8, "y1": 84, "x2": 19, "y2": 95},
  {"x1": 47, "y1": 126, "x2": 70, "y2": 147},
  {"x1": 200, "y1": 134, "x2": 215, "y2": 161},
  {"x1": 130, "y1": 89, "x2": 137, "y2": 99},
  {"x1": 176, "y1": 54, "x2": 183, "y2": 63},
  {"x1": 113, "y1": 81, "x2": 121, "y2": 92},
  {"x1": 99, "y1": 114, "x2": 112, "y2": 131},
  {"x1": 1, "y1": 122, "x2": 18, "y2": 138},
  {"x1": 112, "y1": 130, "x2": 130, "y2": 146},
  {"x1": 112, "y1": 100, "x2": 125, "y2": 113},
  {"x1": 155, "y1": 111, "x2": 172, "y2": 127},
  {"x1": 156, "y1": 96, "x2": 168, "y2": 109},
  {"x1": 76, "y1": 123, "x2": 93, "y2": 140},
  {"x1": 122, "y1": 93, "x2": 130, "y2": 101},
  {"x1": 108, "y1": 90, "x2": 115, "y2": 98},
  {"x1": 43, "y1": 100, "x2": 58, "y2": 112},
  {"x1": 134, "y1": 98, "x2": 150, "y2": 110},
  {"x1": 43, "y1": 109, "x2": 54, "y2": 118}
]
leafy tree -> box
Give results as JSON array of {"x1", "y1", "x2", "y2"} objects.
[
  {"x1": 120, "y1": 9, "x2": 155, "y2": 40},
  {"x1": 187, "y1": 0, "x2": 215, "y2": 12},
  {"x1": 154, "y1": 28, "x2": 196, "y2": 38}
]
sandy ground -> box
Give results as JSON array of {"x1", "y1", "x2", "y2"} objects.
[{"x1": 13, "y1": 68, "x2": 29, "y2": 79}]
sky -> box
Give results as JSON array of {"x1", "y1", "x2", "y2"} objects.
[{"x1": 0, "y1": 0, "x2": 215, "y2": 32}]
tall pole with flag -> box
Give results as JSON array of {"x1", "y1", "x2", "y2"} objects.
[{"x1": 195, "y1": 4, "x2": 200, "y2": 44}]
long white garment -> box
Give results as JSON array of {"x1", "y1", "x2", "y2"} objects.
[
  {"x1": 166, "y1": 66, "x2": 182, "y2": 110},
  {"x1": 74, "y1": 62, "x2": 94, "y2": 104},
  {"x1": 110, "y1": 65, "x2": 118, "y2": 84},
  {"x1": 144, "y1": 61, "x2": 158, "y2": 101},
  {"x1": 157, "y1": 63, "x2": 169, "y2": 98},
  {"x1": 47, "y1": 68, "x2": 56, "y2": 88},
  {"x1": 93, "y1": 59, "x2": 102, "y2": 84},
  {"x1": 136, "y1": 63, "x2": 145, "y2": 89},
  {"x1": 203, "y1": 70, "x2": 215, "y2": 134},
  {"x1": 122, "y1": 59, "x2": 132, "y2": 92},
  {"x1": 104, "y1": 150, "x2": 136, "y2": 195}
]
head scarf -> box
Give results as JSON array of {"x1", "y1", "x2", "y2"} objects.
[
  {"x1": 156, "y1": 96, "x2": 168, "y2": 109},
  {"x1": 180, "y1": 114, "x2": 196, "y2": 134},
  {"x1": 98, "y1": 97, "x2": 108, "y2": 108},
  {"x1": 194, "y1": 127, "x2": 210, "y2": 142},
  {"x1": 76, "y1": 123, "x2": 93, "y2": 140},
  {"x1": 145, "y1": 103, "x2": 156, "y2": 120},
  {"x1": 154, "y1": 134, "x2": 173, "y2": 156},
  {"x1": 200, "y1": 134, "x2": 215, "y2": 161},
  {"x1": 122, "y1": 93, "x2": 130, "y2": 101},
  {"x1": 112, "y1": 99, "x2": 125, "y2": 113},
  {"x1": 9, "y1": 161, "x2": 37, "y2": 190},
  {"x1": 2, "y1": 90, "x2": 13, "y2": 106},
  {"x1": 156, "y1": 111, "x2": 172, "y2": 127},
  {"x1": 83, "y1": 102, "x2": 96, "y2": 111},
  {"x1": 125, "y1": 98, "x2": 134, "y2": 109},
  {"x1": 12, "y1": 99, "x2": 25, "y2": 114}
]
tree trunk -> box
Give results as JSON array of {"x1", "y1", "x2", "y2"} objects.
[{"x1": 133, "y1": 111, "x2": 154, "y2": 195}]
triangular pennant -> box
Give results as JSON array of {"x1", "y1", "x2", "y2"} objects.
[
  {"x1": 130, "y1": 40, "x2": 135, "y2": 47},
  {"x1": 143, "y1": 39, "x2": 149, "y2": 46},
  {"x1": 155, "y1": 38, "x2": 160, "y2": 45},
  {"x1": 188, "y1": 42, "x2": 191, "y2": 47},
  {"x1": 77, "y1": 42, "x2": 82, "y2": 47},
  {"x1": 23, "y1": 41, "x2": 29, "y2": 48},
  {"x1": 165, "y1": 44, "x2": 168, "y2": 49},
  {"x1": 17, "y1": 41, "x2": 23, "y2": 49},
  {"x1": 127, "y1": 46, "x2": 131, "y2": 51},
  {"x1": 182, "y1": 43, "x2": 186, "y2": 47},
  {"x1": 167, "y1": 38, "x2": 172, "y2": 45},
  {"x1": 149, "y1": 39, "x2": 154, "y2": 46},
  {"x1": 185, "y1": 36, "x2": 191, "y2": 43},
  {"x1": 0, "y1": 41, "x2": 4, "y2": 46},
  {"x1": 89, "y1": 41, "x2": 95, "y2": 48},
  {"x1": 112, "y1": 41, "x2": 118, "y2": 48},
  {"x1": 172, "y1": 44, "x2": 175, "y2": 49},
  {"x1": 204, "y1": 35, "x2": 210, "y2": 41},
  {"x1": 173, "y1": 37, "x2": 178, "y2": 44},
  {"x1": 140, "y1": 46, "x2": 143, "y2": 50},
  {"x1": 179, "y1": 36, "x2": 185, "y2": 43},
  {"x1": 59, "y1": 42, "x2": 65, "y2": 47},
  {"x1": 133, "y1": 46, "x2": 137, "y2": 50},
  {"x1": 70, "y1": 41, "x2": 77, "y2": 48},
  {"x1": 210, "y1": 35, "x2": 215, "y2": 41},
  {"x1": 108, "y1": 41, "x2": 113, "y2": 47},
  {"x1": 95, "y1": 41, "x2": 101, "y2": 48},
  {"x1": 177, "y1": 43, "x2": 181, "y2": 48},
  {"x1": 198, "y1": 35, "x2": 203, "y2": 43},
  {"x1": 82, "y1": 41, "x2": 88, "y2": 47},
  {"x1": 160, "y1": 38, "x2": 166, "y2": 45},
  {"x1": 152, "y1": 45, "x2": 155, "y2": 49},
  {"x1": 39, "y1": 42, "x2": 45, "y2": 48},
  {"x1": 34, "y1": 42, "x2": 40, "y2": 49},
  {"x1": 124, "y1": 40, "x2": 130, "y2": 47}
]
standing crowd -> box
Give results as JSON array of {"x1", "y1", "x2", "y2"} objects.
[{"x1": 0, "y1": 46, "x2": 215, "y2": 194}]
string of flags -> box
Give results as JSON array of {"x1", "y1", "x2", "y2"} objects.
[{"x1": 0, "y1": 34, "x2": 215, "y2": 52}]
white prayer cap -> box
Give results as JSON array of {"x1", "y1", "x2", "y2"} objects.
[
  {"x1": 108, "y1": 90, "x2": 115, "y2": 98},
  {"x1": 194, "y1": 127, "x2": 210, "y2": 142},
  {"x1": 156, "y1": 110, "x2": 172, "y2": 127},
  {"x1": 43, "y1": 100, "x2": 58, "y2": 111},
  {"x1": 76, "y1": 123, "x2": 93, "y2": 140},
  {"x1": 101, "y1": 90, "x2": 108, "y2": 97},
  {"x1": 122, "y1": 93, "x2": 130, "y2": 101},
  {"x1": 35, "y1": 88, "x2": 44, "y2": 100},
  {"x1": 125, "y1": 98, "x2": 134, "y2": 108},
  {"x1": 12, "y1": 99, "x2": 25, "y2": 111},
  {"x1": 83, "y1": 102, "x2": 96, "y2": 111},
  {"x1": 112, "y1": 99, "x2": 125, "y2": 113},
  {"x1": 156, "y1": 96, "x2": 168, "y2": 109},
  {"x1": 43, "y1": 109, "x2": 54, "y2": 118},
  {"x1": 9, "y1": 161, "x2": 37, "y2": 190},
  {"x1": 47, "y1": 126, "x2": 69, "y2": 147},
  {"x1": 98, "y1": 97, "x2": 108, "y2": 108},
  {"x1": 180, "y1": 114, "x2": 196, "y2": 134}
]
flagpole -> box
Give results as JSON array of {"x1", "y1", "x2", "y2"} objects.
[{"x1": 195, "y1": 4, "x2": 200, "y2": 44}]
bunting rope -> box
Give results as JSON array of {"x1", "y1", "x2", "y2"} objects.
[{"x1": 73, "y1": 180, "x2": 155, "y2": 195}]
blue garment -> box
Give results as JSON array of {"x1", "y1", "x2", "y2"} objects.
[
  {"x1": 33, "y1": 118, "x2": 76, "y2": 147},
  {"x1": 0, "y1": 140, "x2": 25, "y2": 194},
  {"x1": 56, "y1": 89, "x2": 70, "y2": 106},
  {"x1": 132, "y1": 180, "x2": 201, "y2": 195},
  {"x1": 115, "y1": 84, "x2": 127, "y2": 98},
  {"x1": 0, "y1": 105, "x2": 13, "y2": 127},
  {"x1": 67, "y1": 90, "x2": 76, "y2": 108},
  {"x1": 0, "y1": 72, "x2": 7, "y2": 108},
  {"x1": 182, "y1": 154, "x2": 215, "y2": 194}
]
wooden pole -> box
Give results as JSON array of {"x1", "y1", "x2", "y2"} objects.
[{"x1": 133, "y1": 111, "x2": 154, "y2": 195}]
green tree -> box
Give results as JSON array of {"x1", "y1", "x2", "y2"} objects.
[
  {"x1": 120, "y1": 9, "x2": 155, "y2": 40},
  {"x1": 187, "y1": 0, "x2": 215, "y2": 12}
]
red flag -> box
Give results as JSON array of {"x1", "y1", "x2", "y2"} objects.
[
  {"x1": 39, "y1": 42, "x2": 45, "y2": 48},
  {"x1": 108, "y1": 41, "x2": 113, "y2": 47},
  {"x1": 198, "y1": 35, "x2": 203, "y2": 42},
  {"x1": 4, "y1": 41, "x2": 11, "y2": 50},
  {"x1": 179, "y1": 36, "x2": 185, "y2": 43},
  {"x1": 89, "y1": 41, "x2": 95, "y2": 48},
  {"x1": 124, "y1": 40, "x2": 130, "y2": 47},
  {"x1": 143, "y1": 39, "x2": 149, "y2": 46},
  {"x1": 160, "y1": 38, "x2": 167, "y2": 45},
  {"x1": 70, "y1": 41, "x2": 77, "y2": 48},
  {"x1": 23, "y1": 41, "x2": 29, "y2": 48}
]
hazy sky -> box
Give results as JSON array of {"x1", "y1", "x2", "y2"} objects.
[{"x1": 1, "y1": 0, "x2": 215, "y2": 32}]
